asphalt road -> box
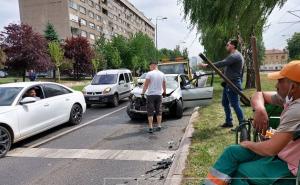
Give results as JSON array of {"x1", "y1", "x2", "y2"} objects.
[{"x1": 0, "y1": 100, "x2": 193, "y2": 185}]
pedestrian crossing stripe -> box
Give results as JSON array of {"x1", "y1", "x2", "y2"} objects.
[{"x1": 7, "y1": 148, "x2": 175, "y2": 162}]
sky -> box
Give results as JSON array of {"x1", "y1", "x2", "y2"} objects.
[{"x1": 1, "y1": 0, "x2": 300, "y2": 57}]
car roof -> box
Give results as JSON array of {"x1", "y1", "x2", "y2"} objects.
[
  {"x1": 96, "y1": 69, "x2": 131, "y2": 75},
  {"x1": 0, "y1": 82, "x2": 63, "y2": 88}
]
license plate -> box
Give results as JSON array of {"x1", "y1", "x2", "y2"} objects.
[{"x1": 89, "y1": 97, "x2": 99, "y2": 101}]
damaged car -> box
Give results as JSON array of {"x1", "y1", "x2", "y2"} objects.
[{"x1": 126, "y1": 73, "x2": 214, "y2": 120}]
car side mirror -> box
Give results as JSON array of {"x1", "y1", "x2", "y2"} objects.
[
  {"x1": 20, "y1": 97, "x2": 37, "y2": 105},
  {"x1": 119, "y1": 80, "x2": 125, "y2": 85}
]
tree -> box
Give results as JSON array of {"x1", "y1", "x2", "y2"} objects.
[
  {"x1": 0, "y1": 23, "x2": 52, "y2": 81},
  {"x1": 64, "y1": 36, "x2": 93, "y2": 80},
  {"x1": 111, "y1": 35, "x2": 131, "y2": 68},
  {"x1": 181, "y1": 0, "x2": 287, "y2": 88},
  {"x1": 44, "y1": 22, "x2": 59, "y2": 42},
  {"x1": 48, "y1": 41, "x2": 64, "y2": 82},
  {"x1": 287, "y1": 32, "x2": 300, "y2": 60},
  {"x1": 103, "y1": 43, "x2": 122, "y2": 69},
  {"x1": 94, "y1": 35, "x2": 107, "y2": 69}
]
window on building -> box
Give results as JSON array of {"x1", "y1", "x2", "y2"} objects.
[
  {"x1": 69, "y1": 0, "x2": 78, "y2": 10},
  {"x1": 102, "y1": 8, "x2": 108, "y2": 15},
  {"x1": 95, "y1": 4, "x2": 101, "y2": 11},
  {"x1": 96, "y1": 15, "x2": 101, "y2": 21},
  {"x1": 96, "y1": 25, "x2": 102, "y2": 32},
  {"x1": 282, "y1": 55, "x2": 285, "y2": 59},
  {"x1": 89, "y1": 11, "x2": 94, "y2": 18},
  {"x1": 88, "y1": 0, "x2": 94, "y2": 7},
  {"x1": 90, "y1": 33, "x2": 95, "y2": 40},
  {"x1": 81, "y1": 30, "x2": 87, "y2": 37},
  {"x1": 79, "y1": 18, "x2": 87, "y2": 26},
  {"x1": 71, "y1": 27, "x2": 80, "y2": 36},
  {"x1": 89, "y1": 22, "x2": 95, "y2": 29},
  {"x1": 69, "y1": 13, "x2": 79, "y2": 22},
  {"x1": 79, "y1": 6, "x2": 86, "y2": 14}
]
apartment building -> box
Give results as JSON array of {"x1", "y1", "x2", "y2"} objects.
[
  {"x1": 19, "y1": 0, "x2": 155, "y2": 43},
  {"x1": 261, "y1": 49, "x2": 289, "y2": 71}
]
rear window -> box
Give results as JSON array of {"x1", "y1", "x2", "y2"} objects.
[{"x1": 92, "y1": 74, "x2": 118, "y2": 85}]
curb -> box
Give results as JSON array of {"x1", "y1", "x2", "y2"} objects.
[{"x1": 164, "y1": 107, "x2": 200, "y2": 185}]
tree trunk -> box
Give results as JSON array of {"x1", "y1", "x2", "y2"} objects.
[
  {"x1": 57, "y1": 67, "x2": 60, "y2": 82},
  {"x1": 245, "y1": 67, "x2": 256, "y2": 89},
  {"x1": 53, "y1": 69, "x2": 56, "y2": 81},
  {"x1": 23, "y1": 69, "x2": 26, "y2": 82}
]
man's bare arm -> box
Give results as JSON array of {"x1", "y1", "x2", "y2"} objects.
[
  {"x1": 241, "y1": 132, "x2": 293, "y2": 156},
  {"x1": 142, "y1": 79, "x2": 150, "y2": 94},
  {"x1": 162, "y1": 80, "x2": 166, "y2": 95},
  {"x1": 251, "y1": 91, "x2": 276, "y2": 132}
]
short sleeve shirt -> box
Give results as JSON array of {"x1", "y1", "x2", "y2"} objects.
[
  {"x1": 272, "y1": 94, "x2": 300, "y2": 176},
  {"x1": 145, "y1": 70, "x2": 166, "y2": 96}
]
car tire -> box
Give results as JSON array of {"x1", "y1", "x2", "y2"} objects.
[
  {"x1": 111, "y1": 94, "x2": 119, "y2": 107},
  {"x1": 126, "y1": 105, "x2": 139, "y2": 120},
  {"x1": 68, "y1": 104, "x2": 83, "y2": 125},
  {"x1": 0, "y1": 126, "x2": 12, "y2": 158},
  {"x1": 173, "y1": 100, "x2": 183, "y2": 119}
]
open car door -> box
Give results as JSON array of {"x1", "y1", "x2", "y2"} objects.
[
  {"x1": 181, "y1": 73, "x2": 214, "y2": 108},
  {"x1": 182, "y1": 86, "x2": 213, "y2": 108}
]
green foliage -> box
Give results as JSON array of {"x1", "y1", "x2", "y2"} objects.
[
  {"x1": 181, "y1": 0, "x2": 287, "y2": 61},
  {"x1": 103, "y1": 43, "x2": 122, "y2": 69},
  {"x1": 287, "y1": 32, "x2": 300, "y2": 60},
  {"x1": 44, "y1": 22, "x2": 59, "y2": 42},
  {"x1": 159, "y1": 46, "x2": 189, "y2": 60},
  {"x1": 94, "y1": 32, "x2": 157, "y2": 73},
  {"x1": 48, "y1": 41, "x2": 64, "y2": 81}
]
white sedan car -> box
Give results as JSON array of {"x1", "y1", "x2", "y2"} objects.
[{"x1": 0, "y1": 82, "x2": 86, "y2": 157}]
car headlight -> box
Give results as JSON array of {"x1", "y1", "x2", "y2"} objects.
[
  {"x1": 162, "y1": 96, "x2": 176, "y2": 103},
  {"x1": 103, "y1": 87, "x2": 111, "y2": 94}
]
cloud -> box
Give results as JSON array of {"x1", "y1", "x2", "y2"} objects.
[{"x1": 0, "y1": 0, "x2": 20, "y2": 31}]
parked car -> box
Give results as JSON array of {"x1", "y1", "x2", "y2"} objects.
[
  {"x1": 0, "y1": 82, "x2": 86, "y2": 157},
  {"x1": 0, "y1": 70, "x2": 8, "y2": 78},
  {"x1": 82, "y1": 69, "x2": 134, "y2": 107},
  {"x1": 127, "y1": 73, "x2": 214, "y2": 120},
  {"x1": 137, "y1": 73, "x2": 147, "y2": 85}
]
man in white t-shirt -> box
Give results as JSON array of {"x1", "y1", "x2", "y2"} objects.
[{"x1": 142, "y1": 61, "x2": 166, "y2": 133}]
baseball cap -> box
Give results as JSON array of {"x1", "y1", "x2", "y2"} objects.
[{"x1": 268, "y1": 60, "x2": 300, "y2": 83}]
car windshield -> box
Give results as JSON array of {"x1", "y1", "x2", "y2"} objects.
[
  {"x1": 158, "y1": 63, "x2": 188, "y2": 75},
  {"x1": 92, "y1": 74, "x2": 118, "y2": 85},
  {"x1": 166, "y1": 77, "x2": 179, "y2": 90},
  {"x1": 0, "y1": 87, "x2": 23, "y2": 106}
]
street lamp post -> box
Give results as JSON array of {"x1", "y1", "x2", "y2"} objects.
[{"x1": 155, "y1": 16, "x2": 167, "y2": 61}]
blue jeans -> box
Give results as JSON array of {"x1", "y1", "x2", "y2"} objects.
[{"x1": 222, "y1": 79, "x2": 244, "y2": 125}]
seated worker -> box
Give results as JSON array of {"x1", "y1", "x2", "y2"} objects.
[
  {"x1": 204, "y1": 61, "x2": 300, "y2": 185},
  {"x1": 24, "y1": 88, "x2": 41, "y2": 100}
]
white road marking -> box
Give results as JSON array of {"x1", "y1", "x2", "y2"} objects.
[
  {"x1": 28, "y1": 106, "x2": 127, "y2": 148},
  {"x1": 8, "y1": 148, "x2": 175, "y2": 162}
]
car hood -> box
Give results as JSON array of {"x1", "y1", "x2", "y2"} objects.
[
  {"x1": 0, "y1": 106, "x2": 15, "y2": 114},
  {"x1": 131, "y1": 86, "x2": 175, "y2": 97},
  {"x1": 84, "y1": 84, "x2": 115, "y2": 92}
]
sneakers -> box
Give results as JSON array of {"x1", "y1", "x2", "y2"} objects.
[
  {"x1": 220, "y1": 123, "x2": 233, "y2": 128},
  {"x1": 156, "y1": 127, "x2": 162, "y2": 131},
  {"x1": 148, "y1": 128, "x2": 154, "y2": 133}
]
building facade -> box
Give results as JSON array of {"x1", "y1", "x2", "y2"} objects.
[
  {"x1": 19, "y1": 0, "x2": 155, "y2": 43},
  {"x1": 261, "y1": 49, "x2": 289, "y2": 71}
]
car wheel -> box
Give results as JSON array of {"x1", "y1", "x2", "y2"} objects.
[
  {"x1": 68, "y1": 104, "x2": 83, "y2": 125},
  {"x1": 111, "y1": 94, "x2": 119, "y2": 107},
  {"x1": 173, "y1": 100, "x2": 183, "y2": 119},
  {"x1": 0, "y1": 126, "x2": 12, "y2": 158},
  {"x1": 126, "y1": 105, "x2": 139, "y2": 120}
]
